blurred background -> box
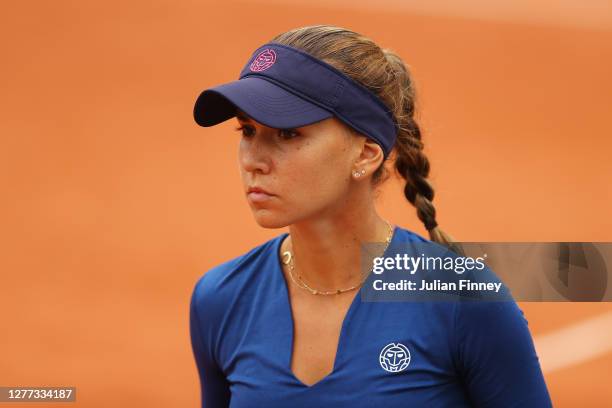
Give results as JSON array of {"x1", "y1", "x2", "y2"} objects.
[{"x1": 1, "y1": 0, "x2": 611, "y2": 406}]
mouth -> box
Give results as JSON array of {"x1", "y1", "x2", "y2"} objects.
[{"x1": 246, "y1": 186, "x2": 276, "y2": 203}]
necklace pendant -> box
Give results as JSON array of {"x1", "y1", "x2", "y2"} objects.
[{"x1": 281, "y1": 251, "x2": 292, "y2": 265}]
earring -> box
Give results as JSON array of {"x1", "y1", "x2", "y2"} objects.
[{"x1": 353, "y1": 169, "x2": 366, "y2": 178}]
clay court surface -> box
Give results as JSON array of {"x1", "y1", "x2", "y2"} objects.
[{"x1": 1, "y1": 1, "x2": 611, "y2": 406}]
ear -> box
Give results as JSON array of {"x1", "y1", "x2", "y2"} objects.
[{"x1": 352, "y1": 138, "x2": 384, "y2": 178}]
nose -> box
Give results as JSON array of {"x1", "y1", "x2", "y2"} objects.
[{"x1": 239, "y1": 130, "x2": 272, "y2": 175}]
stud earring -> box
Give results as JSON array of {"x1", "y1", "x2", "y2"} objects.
[{"x1": 360, "y1": 169, "x2": 366, "y2": 175}]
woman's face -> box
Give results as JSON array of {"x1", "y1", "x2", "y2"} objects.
[{"x1": 236, "y1": 110, "x2": 362, "y2": 228}]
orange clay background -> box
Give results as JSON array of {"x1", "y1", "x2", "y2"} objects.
[{"x1": 1, "y1": 1, "x2": 611, "y2": 407}]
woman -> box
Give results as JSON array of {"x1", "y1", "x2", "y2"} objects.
[{"x1": 189, "y1": 25, "x2": 552, "y2": 407}]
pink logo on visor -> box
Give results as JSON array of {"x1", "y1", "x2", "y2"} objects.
[{"x1": 249, "y1": 49, "x2": 277, "y2": 72}]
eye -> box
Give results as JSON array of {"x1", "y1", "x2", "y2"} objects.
[
  {"x1": 234, "y1": 125, "x2": 255, "y2": 138},
  {"x1": 279, "y1": 128, "x2": 300, "y2": 140}
]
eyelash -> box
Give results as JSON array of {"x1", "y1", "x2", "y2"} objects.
[
  {"x1": 234, "y1": 125, "x2": 254, "y2": 137},
  {"x1": 234, "y1": 125, "x2": 300, "y2": 140}
]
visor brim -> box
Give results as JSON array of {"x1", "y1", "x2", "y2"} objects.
[{"x1": 193, "y1": 76, "x2": 334, "y2": 129}]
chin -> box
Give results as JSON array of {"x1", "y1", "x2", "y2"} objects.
[{"x1": 251, "y1": 210, "x2": 290, "y2": 229}]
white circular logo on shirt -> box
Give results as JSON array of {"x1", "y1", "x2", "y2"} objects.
[{"x1": 379, "y1": 342, "x2": 411, "y2": 373}]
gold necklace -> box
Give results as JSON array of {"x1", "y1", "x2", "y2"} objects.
[{"x1": 281, "y1": 220, "x2": 394, "y2": 296}]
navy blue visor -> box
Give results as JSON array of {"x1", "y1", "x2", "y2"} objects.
[{"x1": 193, "y1": 42, "x2": 398, "y2": 157}]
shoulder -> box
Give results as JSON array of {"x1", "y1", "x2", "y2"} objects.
[
  {"x1": 391, "y1": 224, "x2": 449, "y2": 257},
  {"x1": 190, "y1": 233, "x2": 287, "y2": 310},
  {"x1": 393, "y1": 225, "x2": 429, "y2": 243}
]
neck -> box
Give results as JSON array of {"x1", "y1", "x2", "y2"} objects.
[{"x1": 283, "y1": 202, "x2": 393, "y2": 291}]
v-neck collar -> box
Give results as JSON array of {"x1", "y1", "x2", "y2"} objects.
[{"x1": 272, "y1": 225, "x2": 399, "y2": 389}]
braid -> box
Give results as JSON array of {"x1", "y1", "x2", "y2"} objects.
[
  {"x1": 394, "y1": 119, "x2": 438, "y2": 231},
  {"x1": 383, "y1": 49, "x2": 461, "y2": 251}
]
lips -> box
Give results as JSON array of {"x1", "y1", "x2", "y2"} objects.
[
  {"x1": 247, "y1": 186, "x2": 274, "y2": 195},
  {"x1": 246, "y1": 186, "x2": 275, "y2": 203}
]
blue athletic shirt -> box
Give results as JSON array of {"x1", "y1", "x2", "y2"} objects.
[{"x1": 189, "y1": 225, "x2": 552, "y2": 407}]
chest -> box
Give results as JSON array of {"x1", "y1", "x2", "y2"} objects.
[
  {"x1": 289, "y1": 291, "x2": 356, "y2": 387},
  {"x1": 216, "y1": 295, "x2": 467, "y2": 408}
]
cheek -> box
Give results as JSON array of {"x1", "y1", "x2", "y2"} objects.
[{"x1": 281, "y1": 144, "x2": 352, "y2": 205}]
